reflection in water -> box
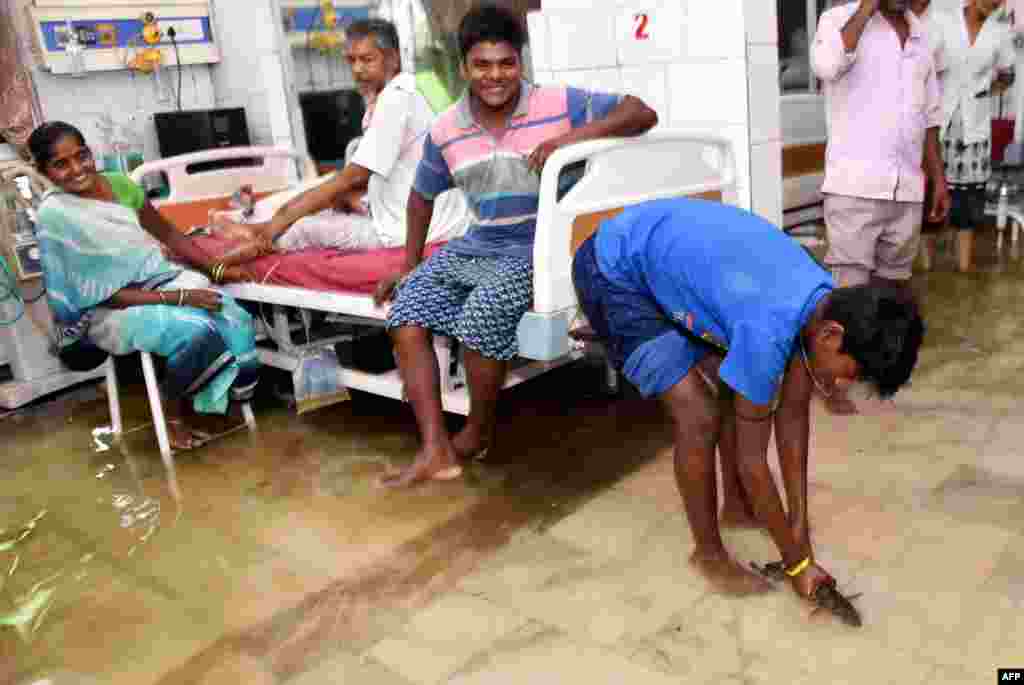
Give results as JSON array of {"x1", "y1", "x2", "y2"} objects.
[
  {"x1": 0, "y1": 510, "x2": 60, "y2": 641},
  {"x1": 92, "y1": 426, "x2": 114, "y2": 454},
  {"x1": 1, "y1": 424, "x2": 179, "y2": 645}
]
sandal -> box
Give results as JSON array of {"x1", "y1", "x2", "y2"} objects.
[
  {"x1": 166, "y1": 420, "x2": 212, "y2": 451},
  {"x1": 751, "y1": 560, "x2": 863, "y2": 627},
  {"x1": 811, "y1": 577, "x2": 862, "y2": 627}
]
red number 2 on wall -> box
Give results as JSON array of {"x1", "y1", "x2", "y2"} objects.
[{"x1": 633, "y1": 12, "x2": 650, "y2": 40}]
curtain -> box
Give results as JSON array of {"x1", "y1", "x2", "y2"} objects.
[{"x1": 0, "y1": 0, "x2": 43, "y2": 151}]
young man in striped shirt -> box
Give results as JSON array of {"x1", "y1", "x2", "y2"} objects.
[{"x1": 375, "y1": 3, "x2": 657, "y2": 487}]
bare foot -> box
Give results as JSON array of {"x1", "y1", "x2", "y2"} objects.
[
  {"x1": 166, "y1": 420, "x2": 212, "y2": 451},
  {"x1": 378, "y1": 447, "x2": 462, "y2": 488},
  {"x1": 719, "y1": 507, "x2": 761, "y2": 529},
  {"x1": 690, "y1": 552, "x2": 774, "y2": 596},
  {"x1": 451, "y1": 425, "x2": 490, "y2": 461},
  {"x1": 210, "y1": 217, "x2": 251, "y2": 239}
]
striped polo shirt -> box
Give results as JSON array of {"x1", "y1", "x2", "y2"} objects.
[{"x1": 413, "y1": 81, "x2": 621, "y2": 259}]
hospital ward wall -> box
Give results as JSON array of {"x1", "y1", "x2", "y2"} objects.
[
  {"x1": 31, "y1": 66, "x2": 217, "y2": 163},
  {"x1": 7, "y1": 0, "x2": 218, "y2": 164},
  {"x1": 206, "y1": 0, "x2": 293, "y2": 149},
  {"x1": 533, "y1": 0, "x2": 782, "y2": 227},
  {"x1": 207, "y1": 0, "x2": 357, "y2": 153}
]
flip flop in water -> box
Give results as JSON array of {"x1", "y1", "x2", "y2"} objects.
[{"x1": 751, "y1": 560, "x2": 863, "y2": 627}]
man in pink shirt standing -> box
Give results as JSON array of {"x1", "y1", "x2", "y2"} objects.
[{"x1": 812, "y1": 0, "x2": 950, "y2": 292}]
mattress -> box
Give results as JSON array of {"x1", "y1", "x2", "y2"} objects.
[{"x1": 192, "y1": 234, "x2": 445, "y2": 294}]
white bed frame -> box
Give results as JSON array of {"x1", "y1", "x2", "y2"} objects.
[{"x1": 131, "y1": 132, "x2": 737, "y2": 415}]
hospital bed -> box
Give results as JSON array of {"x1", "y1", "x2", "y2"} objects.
[{"x1": 130, "y1": 131, "x2": 738, "y2": 415}]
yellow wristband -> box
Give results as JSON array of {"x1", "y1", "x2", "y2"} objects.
[{"x1": 785, "y1": 556, "x2": 812, "y2": 577}]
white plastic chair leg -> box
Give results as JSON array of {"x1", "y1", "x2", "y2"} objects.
[
  {"x1": 241, "y1": 401, "x2": 256, "y2": 430},
  {"x1": 139, "y1": 352, "x2": 173, "y2": 466},
  {"x1": 105, "y1": 357, "x2": 122, "y2": 436}
]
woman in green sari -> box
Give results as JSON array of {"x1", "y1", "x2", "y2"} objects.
[{"x1": 30, "y1": 121, "x2": 260, "y2": 450}]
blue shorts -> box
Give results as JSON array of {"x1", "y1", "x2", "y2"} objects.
[
  {"x1": 386, "y1": 246, "x2": 533, "y2": 360},
  {"x1": 573, "y1": 236, "x2": 712, "y2": 398}
]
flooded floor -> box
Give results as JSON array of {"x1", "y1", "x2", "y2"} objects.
[{"x1": 4, "y1": 232, "x2": 1024, "y2": 684}]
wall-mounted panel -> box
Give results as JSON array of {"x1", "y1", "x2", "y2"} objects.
[{"x1": 31, "y1": 2, "x2": 219, "y2": 74}]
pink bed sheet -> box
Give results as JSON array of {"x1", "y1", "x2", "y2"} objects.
[{"x1": 191, "y1": 235, "x2": 444, "y2": 295}]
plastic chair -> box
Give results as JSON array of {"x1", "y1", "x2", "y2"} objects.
[{"x1": 105, "y1": 353, "x2": 255, "y2": 469}]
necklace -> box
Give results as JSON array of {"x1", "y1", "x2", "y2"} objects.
[{"x1": 800, "y1": 336, "x2": 832, "y2": 399}]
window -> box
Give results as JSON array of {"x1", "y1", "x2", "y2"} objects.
[{"x1": 778, "y1": 0, "x2": 830, "y2": 94}]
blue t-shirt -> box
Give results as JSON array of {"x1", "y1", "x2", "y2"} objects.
[{"x1": 595, "y1": 198, "x2": 835, "y2": 405}]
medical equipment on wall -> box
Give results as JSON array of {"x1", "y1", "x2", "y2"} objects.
[
  {"x1": 281, "y1": 2, "x2": 372, "y2": 52},
  {"x1": 62, "y1": 19, "x2": 87, "y2": 78},
  {"x1": 29, "y1": 2, "x2": 220, "y2": 75},
  {"x1": 94, "y1": 112, "x2": 145, "y2": 175},
  {"x1": 0, "y1": 163, "x2": 107, "y2": 408}
]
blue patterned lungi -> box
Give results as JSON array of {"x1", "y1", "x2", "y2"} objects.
[{"x1": 386, "y1": 246, "x2": 533, "y2": 360}]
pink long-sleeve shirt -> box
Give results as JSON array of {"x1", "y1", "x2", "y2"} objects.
[{"x1": 812, "y1": 4, "x2": 943, "y2": 203}]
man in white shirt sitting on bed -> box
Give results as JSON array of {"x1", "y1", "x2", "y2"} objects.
[{"x1": 213, "y1": 18, "x2": 468, "y2": 260}]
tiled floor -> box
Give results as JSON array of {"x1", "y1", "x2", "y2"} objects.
[{"x1": 4, "y1": 237, "x2": 1024, "y2": 684}]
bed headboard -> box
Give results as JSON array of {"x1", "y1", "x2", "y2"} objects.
[
  {"x1": 130, "y1": 146, "x2": 319, "y2": 230},
  {"x1": 531, "y1": 131, "x2": 737, "y2": 317}
]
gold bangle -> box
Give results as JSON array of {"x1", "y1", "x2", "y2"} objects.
[
  {"x1": 785, "y1": 556, "x2": 812, "y2": 577},
  {"x1": 178, "y1": 290, "x2": 185, "y2": 307}
]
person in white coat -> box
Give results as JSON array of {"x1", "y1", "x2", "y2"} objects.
[{"x1": 931, "y1": 0, "x2": 1015, "y2": 272}]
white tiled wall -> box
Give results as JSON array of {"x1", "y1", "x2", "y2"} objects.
[
  {"x1": 533, "y1": 0, "x2": 757, "y2": 212},
  {"x1": 743, "y1": 0, "x2": 779, "y2": 45},
  {"x1": 615, "y1": 2, "x2": 687, "y2": 66},
  {"x1": 685, "y1": 0, "x2": 745, "y2": 60},
  {"x1": 558, "y1": 68, "x2": 624, "y2": 94},
  {"x1": 744, "y1": 1, "x2": 782, "y2": 226},
  {"x1": 751, "y1": 140, "x2": 783, "y2": 224},
  {"x1": 619, "y1": 66, "x2": 669, "y2": 123},
  {"x1": 208, "y1": 0, "x2": 299, "y2": 150},
  {"x1": 27, "y1": 0, "x2": 302, "y2": 163},
  {"x1": 34, "y1": 66, "x2": 217, "y2": 162},
  {"x1": 546, "y1": 10, "x2": 617, "y2": 71},
  {"x1": 668, "y1": 61, "x2": 748, "y2": 127},
  {"x1": 747, "y1": 45, "x2": 781, "y2": 145}
]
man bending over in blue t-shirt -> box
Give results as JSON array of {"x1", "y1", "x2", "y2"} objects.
[{"x1": 573, "y1": 198, "x2": 924, "y2": 623}]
